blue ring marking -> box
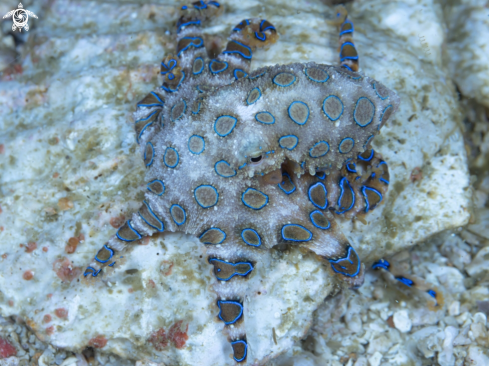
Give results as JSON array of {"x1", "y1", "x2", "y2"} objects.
[
  {"x1": 214, "y1": 115, "x2": 237, "y2": 137},
  {"x1": 137, "y1": 92, "x2": 164, "y2": 108},
  {"x1": 308, "y1": 182, "x2": 328, "y2": 209},
  {"x1": 192, "y1": 56, "x2": 204, "y2": 75},
  {"x1": 192, "y1": 101, "x2": 201, "y2": 115},
  {"x1": 108, "y1": 262, "x2": 116, "y2": 267},
  {"x1": 199, "y1": 228, "x2": 226, "y2": 244},
  {"x1": 116, "y1": 220, "x2": 142, "y2": 242},
  {"x1": 278, "y1": 172, "x2": 296, "y2": 195},
  {"x1": 188, "y1": 135, "x2": 205, "y2": 155},
  {"x1": 238, "y1": 163, "x2": 247, "y2": 170},
  {"x1": 83, "y1": 266, "x2": 102, "y2": 277},
  {"x1": 214, "y1": 160, "x2": 237, "y2": 178},
  {"x1": 209, "y1": 258, "x2": 254, "y2": 280},
  {"x1": 336, "y1": 177, "x2": 355, "y2": 214},
  {"x1": 354, "y1": 97, "x2": 375, "y2": 127},
  {"x1": 170, "y1": 100, "x2": 187, "y2": 122},
  {"x1": 196, "y1": 85, "x2": 204, "y2": 93},
  {"x1": 305, "y1": 67, "x2": 330, "y2": 83},
  {"x1": 170, "y1": 204, "x2": 186, "y2": 226},
  {"x1": 247, "y1": 87, "x2": 262, "y2": 105},
  {"x1": 233, "y1": 19, "x2": 250, "y2": 31},
  {"x1": 379, "y1": 178, "x2": 389, "y2": 185},
  {"x1": 144, "y1": 142, "x2": 154, "y2": 167},
  {"x1": 373, "y1": 83, "x2": 388, "y2": 100},
  {"x1": 135, "y1": 110, "x2": 158, "y2": 123},
  {"x1": 346, "y1": 161, "x2": 357, "y2": 173},
  {"x1": 364, "y1": 135, "x2": 375, "y2": 149},
  {"x1": 371, "y1": 172, "x2": 376, "y2": 179},
  {"x1": 164, "y1": 147, "x2": 179, "y2": 168},
  {"x1": 396, "y1": 276, "x2": 414, "y2": 287},
  {"x1": 193, "y1": 0, "x2": 207, "y2": 10},
  {"x1": 181, "y1": 5, "x2": 187, "y2": 9},
  {"x1": 309, "y1": 210, "x2": 331, "y2": 230},
  {"x1": 241, "y1": 228, "x2": 262, "y2": 247},
  {"x1": 177, "y1": 20, "x2": 201, "y2": 33},
  {"x1": 209, "y1": 59, "x2": 229, "y2": 74},
  {"x1": 147, "y1": 179, "x2": 165, "y2": 196},
  {"x1": 241, "y1": 188, "x2": 269, "y2": 210},
  {"x1": 255, "y1": 31, "x2": 266, "y2": 41},
  {"x1": 309, "y1": 141, "x2": 330, "y2": 158},
  {"x1": 217, "y1": 300, "x2": 243, "y2": 325},
  {"x1": 372, "y1": 259, "x2": 390, "y2": 270},
  {"x1": 233, "y1": 69, "x2": 248, "y2": 80},
  {"x1": 231, "y1": 340, "x2": 248, "y2": 363},
  {"x1": 161, "y1": 71, "x2": 186, "y2": 93},
  {"x1": 168, "y1": 73, "x2": 175, "y2": 80},
  {"x1": 377, "y1": 160, "x2": 387, "y2": 167},
  {"x1": 223, "y1": 41, "x2": 253, "y2": 60},
  {"x1": 339, "y1": 137, "x2": 355, "y2": 154},
  {"x1": 177, "y1": 37, "x2": 204, "y2": 57},
  {"x1": 339, "y1": 19, "x2": 354, "y2": 36},
  {"x1": 273, "y1": 72, "x2": 296, "y2": 87},
  {"x1": 340, "y1": 42, "x2": 359, "y2": 61},
  {"x1": 255, "y1": 111, "x2": 275, "y2": 125},
  {"x1": 358, "y1": 149, "x2": 374, "y2": 162},
  {"x1": 288, "y1": 101, "x2": 310, "y2": 125},
  {"x1": 362, "y1": 186, "x2": 383, "y2": 213},
  {"x1": 281, "y1": 224, "x2": 313, "y2": 242},
  {"x1": 322, "y1": 95, "x2": 344, "y2": 121},
  {"x1": 427, "y1": 289, "x2": 437, "y2": 299},
  {"x1": 160, "y1": 59, "x2": 177, "y2": 75},
  {"x1": 94, "y1": 245, "x2": 114, "y2": 264},
  {"x1": 342, "y1": 64, "x2": 353, "y2": 71},
  {"x1": 139, "y1": 200, "x2": 164, "y2": 232},
  {"x1": 194, "y1": 184, "x2": 219, "y2": 208},
  {"x1": 136, "y1": 120, "x2": 154, "y2": 144},
  {"x1": 135, "y1": 110, "x2": 158, "y2": 144},
  {"x1": 208, "y1": 1, "x2": 220, "y2": 7},
  {"x1": 315, "y1": 171, "x2": 326, "y2": 180},
  {"x1": 380, "y1": 104, "x2": 393, "y2": 124},
  {"x1": 260, "y1": 19, "x2": 275, "y2": 32},
  {"x1": 249, "y1": 71, "x2": 266, "y2": 80},
  {"x1": 278, "y1": 135, "x2": 299, "y2": 150},
  {"x1": 328, "y1": 246, "x2": 361, "y2": 277}
]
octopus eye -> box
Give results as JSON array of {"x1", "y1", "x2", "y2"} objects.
[{"x1": 250, "y1": 155, "x2": 262, "y2": 163}]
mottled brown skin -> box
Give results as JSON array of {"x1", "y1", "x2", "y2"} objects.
[{"x1": 84, "y1": 2, "x2": 400, "y2": 363}]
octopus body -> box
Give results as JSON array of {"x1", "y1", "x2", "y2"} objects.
[{"x1": 84, "y1": 1, "x2": 400, "y2": 363}]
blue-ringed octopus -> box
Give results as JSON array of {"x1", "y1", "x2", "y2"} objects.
[{"x1": 83, "y1": 2, "x2": 401, "y2": 363}]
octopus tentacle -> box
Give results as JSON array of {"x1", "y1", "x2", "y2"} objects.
[
  {"x1": 283, "y1": 170, "x2": 365, "y2": 287},
  {"x1": 211, "y1": 18, "x2": 278, "y2": 80},
  {"x1": 330, "y1": 5, "x2": 359, "y2": 72},
  {"x1": 166, "y1": 2, "x2": 223, "y2": 92},
  {"x1": 372, "y1": 258, "x2": 445, "y2": 311},
  {"x1": 83, "y1": 197, "x2": 168, "y2": 278},
  {"x1": 206, "y1": 241, "x2": 253, "y2": 363},
  {"x1": 328, "y1": 149, "x2": 390, "y2": 220}
]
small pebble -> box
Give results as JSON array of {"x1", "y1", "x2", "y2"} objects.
[
  {"x1": 368, "y1": 351, "x2": 383, "y2": 366},
  {"x1": 393, "y1": 310, "x2": 412, "y2": 333},
  {"x1": 449, "y1": 301, "x2": 460, "y2": 316},
  {"x1": 57, "y1": 198, "x2": 73, "y2": 211},
  {"x1": 473, "y1": 312, "x2": 487, "y2": 326}
]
